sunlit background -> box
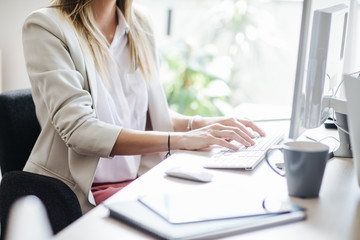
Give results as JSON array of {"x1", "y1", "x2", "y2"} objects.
[
  {"x1": 136, "y1": 0, "x2": 303, "y2": 117},
  {"x1": 0, "y1": 0, "x2": 359, "y2": 119}
]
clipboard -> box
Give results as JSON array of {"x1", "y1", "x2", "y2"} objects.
[
  {"x1": 105, "y1": 188, "x2": 306, "y2": 240},
  {"x1": 138, "y1": 189, "x2": 296, "y2": 224}
]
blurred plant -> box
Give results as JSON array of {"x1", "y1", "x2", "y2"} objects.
[
  {"x1": 161, "y1": 0, "x2": 263, "y2": 116},
  {"x1": 161, "y1": 40, "x2": 231, "y2": 116},
  {"x1": 203, "y1": 0, "x2": 265, "y2": 105}
]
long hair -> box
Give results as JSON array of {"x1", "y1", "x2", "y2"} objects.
[{"x1": 49, "y1": 0, "x2": 157, "y2": 82}]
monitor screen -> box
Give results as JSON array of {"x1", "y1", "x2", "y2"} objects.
[{"x1": 289, "y1": 0, "x2": 350, "y2": 140}]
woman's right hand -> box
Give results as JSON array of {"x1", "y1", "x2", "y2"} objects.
[
  {"x1": 111, "y1": 122, "x2": 259, "y2": 156},
  {"x1": 171, "y1": 123, "x2": 256, "y2": 151}
]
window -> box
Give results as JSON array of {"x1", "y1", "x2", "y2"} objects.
[{"x1": 136, "y1": 0, "x2": 303, "y2": 116}]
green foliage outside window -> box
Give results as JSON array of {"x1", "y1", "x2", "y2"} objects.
[
  {"x1": 162, "y1": 40, "x2": 229, "y2": 117},
  {"x1": 161, "y1": 0, "x2": 262, "y2": 117}
]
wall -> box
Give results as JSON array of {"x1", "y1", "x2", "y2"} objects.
[
  {"x1": 0, "y1": 0, "x2": 49, "y2": 92},
  {"x1": 0, "y1": 49, "x2": 2, "y2": 92}
]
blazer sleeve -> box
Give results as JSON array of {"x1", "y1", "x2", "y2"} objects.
[{"x1": 22, "y1": 9, "x2": 121, "y2": 158}]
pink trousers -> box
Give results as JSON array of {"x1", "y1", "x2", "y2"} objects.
[{"x1": 91, "y1": 180, "x2": 133, "y2": 205}]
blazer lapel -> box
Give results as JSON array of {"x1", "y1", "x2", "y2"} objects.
[
  {"x1": 60, "y1": 15, "x2": 98, "y2": 111},
  {"x1": 147, "y1": 81, "x2": 174, "y2": 132},
  {"x1": 83, "y1": 51, "x2": 98, "y2": 109}
]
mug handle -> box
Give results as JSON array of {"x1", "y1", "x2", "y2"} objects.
[{"x1": 265, "y1": 145, "x2": 285, "y2": 177}]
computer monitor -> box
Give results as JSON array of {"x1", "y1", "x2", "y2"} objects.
[{"x1": 289, "y1": 0, "x2": 351, "y2": 157}]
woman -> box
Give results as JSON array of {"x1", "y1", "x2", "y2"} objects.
[{"x1": 22, "y1": 0, "x2": 265, "y2": 213}]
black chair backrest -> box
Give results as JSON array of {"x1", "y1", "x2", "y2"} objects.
[
  {"x1": 0, "y1": 89, "x2": 82, "y2": 240},
  {"x1": 0, "y1": 89, "x2": 41, "y2": 175},
  {"x1": 0, "y1": 171, "x2": 82, "y2": 238}
]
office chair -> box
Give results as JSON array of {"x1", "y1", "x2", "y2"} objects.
[
  {"x1": 0, "y1": 89, "x2": 82, "y2": 240},
  {"x1": 6, "y1": 195, "x2": 53, "y2": 240}
]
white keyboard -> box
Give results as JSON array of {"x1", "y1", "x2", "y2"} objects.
[{"x1": 203, "y1": 129, "x2": 285, "y2": 170}]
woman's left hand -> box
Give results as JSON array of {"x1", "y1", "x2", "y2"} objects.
[{"x1": 192, "y1": 116, "x2": 266, "y2": 143}]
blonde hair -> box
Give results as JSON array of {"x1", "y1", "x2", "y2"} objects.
[{"x1": 50, "y1": 0, "x2": 157, "y2": 82}]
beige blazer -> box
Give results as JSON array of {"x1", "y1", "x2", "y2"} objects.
[{"x1": 22, "y1": 7, "x2": 173, "y2": 213}]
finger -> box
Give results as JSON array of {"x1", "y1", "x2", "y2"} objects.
[
  {"x1": 233, "y1": 128, "x2": 256, "y2": 145},
  {"x1": 212, "y1": 129, "x2": 253, "y2": 147},
  {"x1": 239, "y1": 120, "x2": 266, "y2": 137},
  {"x1": 218, "y1": 123, "x2": 256, "y2": 143},
  {"x1": 211, "y1": 124, "x2": 256, "y2": 145},
  {"x1": 224, "y1": 120, "x2": 256, "y2": 139},
  {"x1": 210, "y1": 136, "x2": 240, "y2": 151},
  {"x1": 206, "y1": 123, "x2": 255, "y2": 145}
]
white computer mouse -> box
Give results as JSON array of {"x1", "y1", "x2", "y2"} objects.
[{"x1": 165, "y1": 166, "x2": 213, "y2": 183}]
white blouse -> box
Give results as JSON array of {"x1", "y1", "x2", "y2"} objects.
[{"x1": 93, "y1": 9, "x2": 148, "y2": 183}]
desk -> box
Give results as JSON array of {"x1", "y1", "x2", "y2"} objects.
[{"x1": 53, "y1": 124, "x2": 360, "y2": 240}]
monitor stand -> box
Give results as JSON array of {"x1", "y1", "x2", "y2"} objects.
[
  {"x1": 333, "y1": 112, "x2": 352, "y2": 158},
  {"x1": 328, "y1": 97, "x2": 352, "y2": 157}
]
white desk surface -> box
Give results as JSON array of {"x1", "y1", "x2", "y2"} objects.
[{"x1": 53, "y1": 123, "x2": 360, "y2": 240}]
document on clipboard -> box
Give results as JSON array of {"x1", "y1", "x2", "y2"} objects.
[
  {"x1": 105, "y1": 187, "x2": 306, "y2": 240},
  {"x1": 138, "y1": 189, "x2": 296, "y2": 224}
]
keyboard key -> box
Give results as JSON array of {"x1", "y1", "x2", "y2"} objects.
[{"x1": 203, "y1": 130, "x2": 285, "y2": 170}]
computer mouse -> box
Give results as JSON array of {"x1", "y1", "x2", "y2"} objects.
[{"x1": 165, "y1": 166, "x2": 213, "y2": 183}]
